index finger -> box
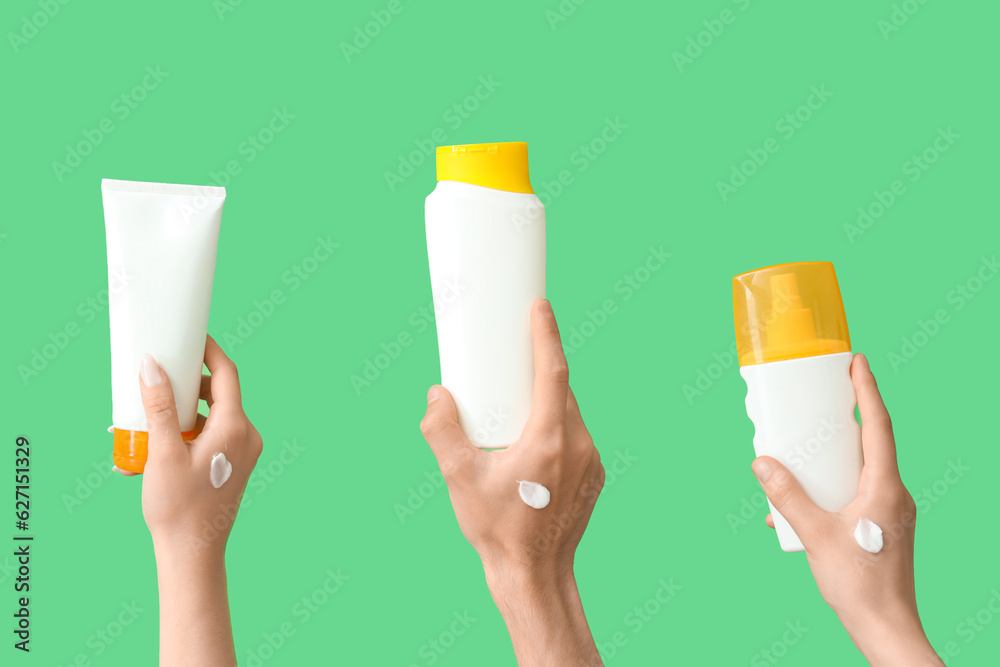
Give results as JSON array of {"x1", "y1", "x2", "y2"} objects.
[
  {"x1": 523, "y1": 299, "x2": 570, "y2": 434},
  {"x1": 851, "y1": 354, "x2": 900, "y2": 481},
  {"x1": 204, "y1": 335, "x2": 243, "y2": 409}
]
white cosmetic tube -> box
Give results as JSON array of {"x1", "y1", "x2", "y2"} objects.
[{"x1": 102, "y1": 179, "x2": 225, "y2": 473}]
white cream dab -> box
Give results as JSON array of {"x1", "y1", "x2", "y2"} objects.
[
  {"x1": 853, "y1": 518, "x2": 884, "y2": 553},
  {"x1": 210, "y1": 453, "x2": 233, "y2": 489},
  {"x1": 517, "y1": 480, "x2": 550, "y2": 509}
]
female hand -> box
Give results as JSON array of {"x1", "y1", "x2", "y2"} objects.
[
  {"x1": 752, "y1": 354, "x2": 943, "y2": 667},
  {"x1": 127, "y1": 335, "x2": 262, "y2": 667},
  {"x1": 135, "y1": 335, "x2": 263, "y2": 556}
]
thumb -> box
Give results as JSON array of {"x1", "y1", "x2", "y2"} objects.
[
  {"x1": 138, "y1": 354, "x2": 185, "y2": 459},
  {"x1": 419, "y1": 386, "x2": 476, "y2": 479},
  {"x1": 752, "y1": 456, "x2": 829, "y2": 542}
]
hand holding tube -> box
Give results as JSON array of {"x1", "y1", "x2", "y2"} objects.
[{"x1": 131, "y1": 335, "x2": 262, "y2": 667}]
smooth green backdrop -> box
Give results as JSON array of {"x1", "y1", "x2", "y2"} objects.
[{"x1": 2, "y1": 0, "x2": 998, "y2": 665}]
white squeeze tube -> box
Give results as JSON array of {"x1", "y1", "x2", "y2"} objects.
[
  {"x1": 102, "y1": 179, "x2": 225, "y2": 473},
  {"x1": 733, "y1": 261, "x2": 863, "y2": 552},
  {"x1": 425, "y1": 142, "x2": 545, "y2": 447}
]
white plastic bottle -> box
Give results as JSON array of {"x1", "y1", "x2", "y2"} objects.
[
  {"x1": 425, "y1": 142, "x2": 545, "y2": 447},
  {"x1": 733, "y1": 262, "x2": 863, "y2": 552}
]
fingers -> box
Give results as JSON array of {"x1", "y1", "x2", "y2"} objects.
[
  {"x1": 204, "y1": 335, "x2": 242, "y2": 410},
  {"x1": 851, "y1": 354, "x2": 900, "y2": 481},
  {"x1": 765, "y1": 513, "x2": 775, "y2": 529},
  {"x1": 524, "y1": 299, "x2": 570, "y2": 434},
  {"x1": 752, "y1": 456, "x2": 829, "y2": 543},
  {"x1": 113, "y1": 465, "x2": 138, "y2": 477},
  {"x1": 200, "y1": 374, "x2": 213, "y2": 408},
  {"x1": 137, "y1": 354, "x2": 185, "y2": 459},
  {"x1": 420, "y1": 386, "x2": 476, "y2": 476}
]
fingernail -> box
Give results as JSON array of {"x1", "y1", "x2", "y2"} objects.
[
  {"x1": 540, "y1": 299, "x2": 553, "y2": 316},
  {"x1": 859, "y1": 353, "x2": 871, "y2": 372},
  {"x1": 140, "y1": 354, "x2": 163, "y2": 387},
  {"x1": 752, "y1": 458, "x2": 773, "y2": 484},
  {"x1": 427, "y1": 386, "x2": 441, "y2": 404},
  {"x1": 112, "y1": 465, "x2": 120, "y2": 472}
]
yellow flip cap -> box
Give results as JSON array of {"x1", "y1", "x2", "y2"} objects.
[
  {"x1": 733, "y1": 261, "x2": 851, "y2": 366},
  {"x1": 436, "y1": 142, "x2": 534, "y2": 194}
]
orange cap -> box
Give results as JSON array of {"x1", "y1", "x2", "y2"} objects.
[
  {"x1": 733, "y1": 261, "x2": 851, "y2": 366},
  {"x1": 113, "y1": 428, "x2": 197, "y2": 473}
]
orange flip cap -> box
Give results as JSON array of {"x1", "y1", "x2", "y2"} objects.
[
  {"x1": 113, "y1": 428, "x2": 198, "y2": 473},
  {"x1": 733, "y1": 261, "x2": 851, "y2": 367}
]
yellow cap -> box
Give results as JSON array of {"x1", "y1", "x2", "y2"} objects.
[
  {"x1": 436, "y1": 142, "x2": 534, "y2": 194},
  {"x1": 733, "y1": 261, "x2": 851, "y2": 366},
  {"x1": 113, "y1": 428, "x2": 198, "y2": 473}
]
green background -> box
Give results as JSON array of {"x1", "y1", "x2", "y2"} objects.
[{"x1": 2, "y1": 0, "x2": 998, "y2": 665}]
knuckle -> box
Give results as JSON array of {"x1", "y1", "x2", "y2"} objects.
[
  {"x1": 217, "y1": 358, "x2": 239, "y2": 383},
  {"x1": 765, "y1": 472, "x2": 795, "y2": 509},
  {"x1": 420, "y1": 413, "x2": 446, "y2": 440},
  {"x1": 875, "y1": 476, "x2": 905, "y2": 501},
  {"x1": 144, "y1": 392, "x2": 176, "y2": 417},
  {"x1": 249, "y1": 427, "x2": 264, "y2": 457},
  {"x1": 537, "y1": 445, "x2": 566, "y2": 476},
  {"x1": 888, "y1": 483, "x2": 915, "y2": 513},
  {"x1": 547, "y1": 359, "x2": 570, "y2": 384},
  {"x1": 224, "y1": 417, "x2": 250, "y2": 443},
  {"x1": 874, "y1": 413, "x2": 893, "y2": 434},
  {"x1": 537, "y1": 429, "x2": 568, "y2": 456},
  {"x1": 592, "y1": 459, "x2": 606, "y2": 493}
]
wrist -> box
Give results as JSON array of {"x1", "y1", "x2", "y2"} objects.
[
  {"x1": 153, "y1": 536, "x2": 226, "y2": 578},
  {"x1": 841, "y1": 604, "x2": 942, "y2": 667},
  {"x1": 481, "y1": 558, "x2": 601, "y2": 667},
  {"x1": 482, "y1": 554, "x2": 575, "y2": 598},
  {"x1": 153, "y1": 536, "x2": 236, "y2": 667}
]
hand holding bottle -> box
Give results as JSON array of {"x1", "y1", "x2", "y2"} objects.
[
  {"x1": 752, "y1": 354, "x2": 943, "y2": 667},
  {"x1": 420, "y1": 299, "x2": 604, "y2": 667},
  {"x1": 132, "y1": 335, "x2": 262, "y2": 667}
]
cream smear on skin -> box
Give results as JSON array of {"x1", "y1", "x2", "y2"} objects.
[
  {"x1": 517, "y1": 480, "x2": 550, "y2": 509},
  {"x1": 210, "y1": 453, "x2": 233, "y2": 488},
  {"x1": 853, "y1": 517, "x2": 884, "y2": 553}
]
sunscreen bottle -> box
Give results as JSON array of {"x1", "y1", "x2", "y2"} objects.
[
  {"x1": 425, "y1": 142, "x2": 545, "y2": 447},
  {"x1": 103, "y1": 179, "x2": 224, "y2": 473},
  {"x1": 733, "y1": 261, "x2": 863, "y2": 551}
]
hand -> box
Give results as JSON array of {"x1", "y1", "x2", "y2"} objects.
[
  {"x1": 420, "y1": 299, "x2": 604, "y2": 667},
  {"x1": 132, "y1": 335, "x2": 263, "y2": 667},
  {"x1": 136, "y1": 335, "x2": 263, "y2": 555},
  {"x1": 752, "y1": 353, "x2": 943, "y2": 667}
]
